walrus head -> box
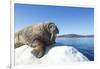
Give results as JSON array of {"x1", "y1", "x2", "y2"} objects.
[
  {"x1": 46, "y1": 22, "x2": 59, "y2": 44},
  {"x1": 47, "y1": 22, "x2": 59, "y2": 34}
]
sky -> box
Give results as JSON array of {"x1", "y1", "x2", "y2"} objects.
[{"x1": 15, "y1": 3, "x2": 94, "y2": 35}]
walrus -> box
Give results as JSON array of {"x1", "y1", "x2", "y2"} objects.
[{"x1": 14, "y1": 22, "x2": 59, "y2": 58}]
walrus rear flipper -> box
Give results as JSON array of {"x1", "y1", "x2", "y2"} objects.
[{"x1": 15, "y1": 43, "x2": 25, "y2": 48}]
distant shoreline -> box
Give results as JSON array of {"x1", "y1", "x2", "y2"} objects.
[{"x1": 57, "y1": 34, "x2": 94, "y2": 38}]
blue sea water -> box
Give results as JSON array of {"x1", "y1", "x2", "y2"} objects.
[{"x1": 56, "y1": 37, "x2": 94, "y2": 61}]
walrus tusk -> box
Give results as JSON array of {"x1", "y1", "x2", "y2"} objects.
[{"x1": 50, "y1": 33, "x2": 55, "y2": 44}]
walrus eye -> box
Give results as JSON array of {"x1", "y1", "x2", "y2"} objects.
[{"x1": 49, "y1": 24, "x2": 56, "y2": 32}]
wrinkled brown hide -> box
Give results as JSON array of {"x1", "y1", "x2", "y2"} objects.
[{"x1": 15, "y1": 22, "x2": 59, "y2": 58}]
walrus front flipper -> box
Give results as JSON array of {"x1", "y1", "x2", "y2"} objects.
[{"x1": 30, "y1": 39, "x2": 45, "y2": 58}]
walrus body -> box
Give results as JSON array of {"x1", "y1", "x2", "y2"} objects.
[{"x1": 15, "y1": 22, "x2": 59, "y2": 58}]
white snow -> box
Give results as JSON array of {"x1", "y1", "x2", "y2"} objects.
[{"x1": 15, "y1": 45, "x2": 89, "y2": 65}]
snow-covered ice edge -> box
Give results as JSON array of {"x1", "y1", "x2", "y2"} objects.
[{"x1": 15, "y1": 45, "x2": 89, "y2": 66}]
